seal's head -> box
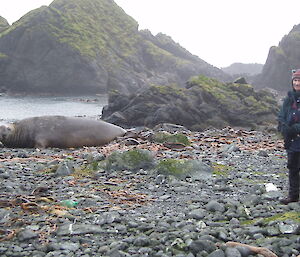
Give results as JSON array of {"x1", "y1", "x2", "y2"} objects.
[{"x1": 0, "y1": 125, "x2": 13, "y2": 144}]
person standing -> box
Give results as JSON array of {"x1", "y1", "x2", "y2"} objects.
[{"x1": 278, "y1": 69, "x2": 300, "y2": 204}]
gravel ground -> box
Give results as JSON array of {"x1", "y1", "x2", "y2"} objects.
[{"x1": 0, "y1": 126, "x2": 299, "y2": 257}]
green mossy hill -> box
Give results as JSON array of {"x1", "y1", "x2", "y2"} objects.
[
  {"x1": 102, "y1": 75, "x2": 279, "y2": 131},
  {"x1": 0, "y1": 0, "x2": 231, "y2": 95},
  {"x1": 48, "y1": 0, "x2": 139, "y2": 59},
  {"x1": 1, "y1": 0, "x2": 139, "y2": 60},
  {"x1": 254, "y1": 23, "x2": 300, "y2": 92},
  {"x1": 0, "y1": 16, "x2": 9, "y2": 33}
]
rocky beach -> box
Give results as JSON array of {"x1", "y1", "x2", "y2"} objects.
[{"x1": 0, "y1": 125, "x2": 299, "y2": 257}]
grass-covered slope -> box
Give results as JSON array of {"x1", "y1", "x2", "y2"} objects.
[{"x1": 0, "y1": 0, "x2": 230, "y2": 95}]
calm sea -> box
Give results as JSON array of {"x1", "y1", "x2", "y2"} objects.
[{"x1": 0, "y1": 95, "x2": 108, "y2": 125}]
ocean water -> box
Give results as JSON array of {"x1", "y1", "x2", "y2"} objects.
[{"x1": 0, "y1": 95, "x2": 108, "y2": 125}]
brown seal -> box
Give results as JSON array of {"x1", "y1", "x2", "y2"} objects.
[{"x1": 0, "y1": 115, "x2": 126, "y2": 148}]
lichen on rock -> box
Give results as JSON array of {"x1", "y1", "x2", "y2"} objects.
[
  {"x1": 106, "y1": 149, "x2": 155, "y2": 171},
  {"x1": 156, "y1": 159, "x2": 212, "y2": 179}
]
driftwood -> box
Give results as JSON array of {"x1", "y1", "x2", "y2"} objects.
[{"x1": 226, "y1": 241, "x2": 278, "y2": 257}]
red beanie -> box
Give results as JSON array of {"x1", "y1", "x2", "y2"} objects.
[{"x1": 292, "y1": 69, "x2": 300, "y2": 80}]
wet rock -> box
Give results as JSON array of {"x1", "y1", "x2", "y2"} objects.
[
  {"x1": 188, "y1": 240, "x2": 216, "y2": 254},
  {"x1": 225, "y1": 247, "x2": 242, "y2": 257},
  {"x1": 106, "y1": 149, "x2": 155, "y2": 171},
  {"x1": 207, "y1": 249, "x2": 225, "y2": 257},
  {"x1": 188, "y1": 209, "x2": 206, "y2": 220},
  {"x1": 206, "y1": 201, "x2": 225, "y2": 213},
  {"x1": 56, "y1": 224, "x2": 105, "y2": 236},
  {"x1": 17, "y1": 229, "x2": 38, "y2": 241},
  {"x1": 54, "y1": 161, "x2": 75, "y2": 177}
]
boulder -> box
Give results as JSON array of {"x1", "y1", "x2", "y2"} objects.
[
  {"x1": 233, "y1": 77, "x2": 247, "y2": 84},
  {"x1": 102, "y1": 75, "x2": 279, "y2": 131}
]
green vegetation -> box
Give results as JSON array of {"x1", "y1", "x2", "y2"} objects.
[
  {"x1": 0, "y1": 52, "x2": 7, "y2": 58},
  {"x1": 187, "y1": 75, "x2": 278, "y2": 116},
  {"x1": 73, "y1": 166, "x2": 96, "y2": 178},
  {"x1": 106, "y1": 149, "x2": 154, "y2": 171},
  {"x1": 151, "y1": 84, "x2": 184, "y2": 96},
  {"x1": 73, "y1": 160, "x2": 106, "y2": 178},
  {"x1": 1, "y1": 0, "x2": 140, "y2": 63},
  {"x1": 156, "y1": 159, "x2": 210, "y2": 179},
  {"x1": 212, "y1": 163, "x2": 233, "y2": 176},
  {"x1": 0, "y1": 16, "x2": 9, "y2": 33},
  {"x1": 157, "y1": 159, "x2": 192, "y2": 177},
  {"x1": 241, "y1": 211, "x2": 300, "y2": 225},
  {"x1": 41, "y1": 165, "x2": 59, "y2": 174},
  {"x1": 262, "y1": 211, "x2": 300, "y2": 224},
  {"x1": 152, "y1": 131, "x2": 191, "y2": 146},
  {"x1": 272, "y1": 46, "x2": 286, "y2": 57},
  {"x1": 143, "y1": 40, "x2": 190, "y2": 68},
  {"x1": 290, "y1": 31, "x2": 300, "y2": 40},
  {"x1": 47, "y1": 0, "x2": 140, "y2": 60}
]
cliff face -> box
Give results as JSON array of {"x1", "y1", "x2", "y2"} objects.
[
  {"x1": 254, "y1": 24, "x2": 300, "y2": 92},
  {"x1": 0, "y1": 0, "x2": 230, "y2": 95}
]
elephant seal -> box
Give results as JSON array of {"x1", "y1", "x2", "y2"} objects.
[{"x1": 0, "y1": 115, "x2": 126, "y2": 148}]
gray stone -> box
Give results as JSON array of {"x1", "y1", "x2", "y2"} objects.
[
  {"x1": 188, "y1": 240, "x2": 216, "y2": 254},
  {"x1": 59, "y1": 243, "x2": 80, "y2": 252},
  {"x1": 133, "y1": 236, "x2": 150, "y2": 247},
  {"x1": 56, "y1": 224, "x2": 104, "y2": 236},
  {"x1": 278, "y1": 223, "x2": 299, "y2": 234},
  {"x1": 0, "y1": 209, "x2": 11, "y2": 224},
  {"x1": 257, "y1": 150, "x2": 269, "y2": 157},
  {"x1": 188, "y1": 209, "x2": 206, "y2": 220},
  {"x1": 207, "y1": 249, "x2": 225, "y2": 257},
  {"x1": 266, "y1": 226, "x2": 280, "y2": 236},
  {"x1": 206, "y1": 200, "x2": 225, "y2": 213},
  {"x1": 225, "y1": 247, "x2": 242, "y2": 257},
  {"x1": 17, "y1": 229, "x2": 38, "y2": 241},
  {"x1": 54, "y1": 162, "x2": 75, "y2": 177},
  {"x1": 235, "y1": 246, "x2": 254, "y2": 256},
  {"x1": 11, "y1": 245, "x2": 23, "y2": 252}
]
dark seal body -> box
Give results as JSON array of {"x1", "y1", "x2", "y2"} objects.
[{"x1": 0, "y1": 116, "x2": 126, "y2": 148}]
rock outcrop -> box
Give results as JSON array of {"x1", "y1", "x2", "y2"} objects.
[
  {"x1": 102, "y1": 75, "x2": 279, "y2": 131},
  {"x1": 0, "y1": 0, "x2": 230, "y2": 95},
  {"x1": 254, "y1": 24, "x2": 300, "y2": 92},
  {"x1": 222, "y1": 63, "x2": 263, "y2": 76},
  {"x1": 0, "y1": 16, "x2": 9, "y2": 33}
]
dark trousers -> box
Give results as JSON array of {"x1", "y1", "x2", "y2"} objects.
[{"x1": 287, "y1": 151, "x2": 300, "y2": 199}]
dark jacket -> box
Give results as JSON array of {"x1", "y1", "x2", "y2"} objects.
[{"x1": 278, "y1": 90, "x2": 300, "y2": 151}]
